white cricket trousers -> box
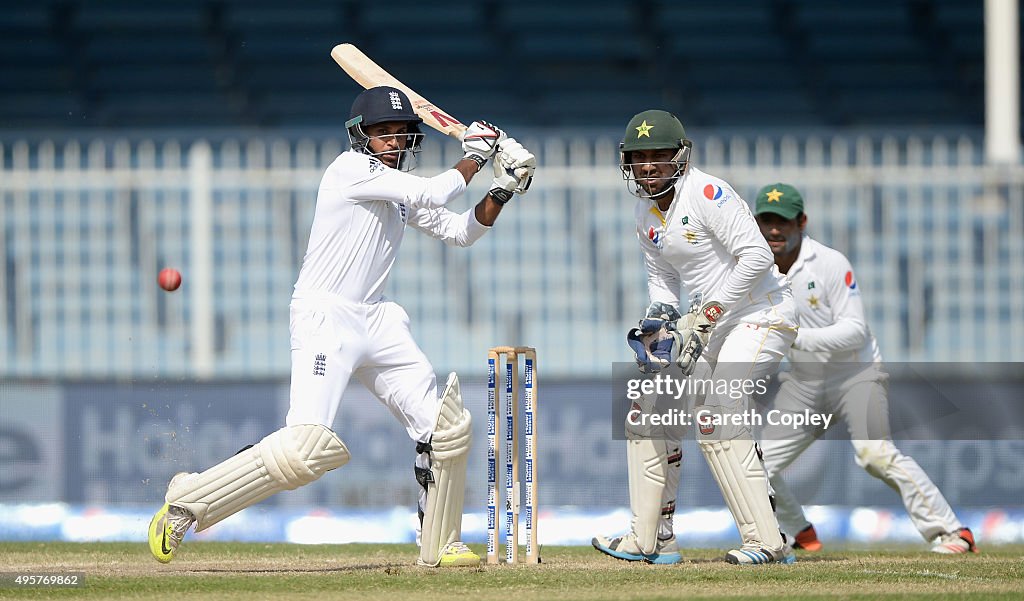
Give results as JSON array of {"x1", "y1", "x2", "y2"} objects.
[
  {"x1": 285, "y1": 293, "x2": 441, "y2": 445},
  {"x1": 694, "y1": 295, "x2": 799, "y2": 439},
  {"x1": 761, "y1": 367, "x2": 962, "y2": 541}
]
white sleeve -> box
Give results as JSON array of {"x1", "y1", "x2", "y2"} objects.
[
  {"x1": 408, "y1": 204, "x2": 490, "y2": 247},
  {"x1": 794, "y1": 254, "x2": 869, "y2": 352},
  {"x1": 637, "y1": 227, "x2": 681, "y2": 309},
  {"x1": 701, "y1": 188, "x2": 775, "y2": 310},
  {"x1": 347, "y1": 159, "x2": 467, "y2": 210}
]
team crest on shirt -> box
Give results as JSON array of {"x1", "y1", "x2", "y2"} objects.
[
  {"x1": 681, "y1": 216, "x2": 689, "y2": 225},
  {"x1": 808, "y1": 281, "x2": 815, "y2": 289}
]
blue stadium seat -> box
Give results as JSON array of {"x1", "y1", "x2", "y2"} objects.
[
  {"x1": 667, "y1": 35, "x2": 788, "y2": 61},
  {"x1": 96, "y1": 92, "x2": 237, "y2": 127},
  {"x1": 807, "y1": 34, "x2": 927, "y2": 60},
  {"x1": 654, "y1": 0, "x2": 772, "y2": 33},
  {"x1": 360, "y1": 4, "x2": 482, "y2": 30},
  {"x1": 234, "y1": 33, "x2": 346, "y2": 61},
  {"x1": 90, "y1": 64, "x2": 221, "y2": 94},
  {"x1": 368, "y1": 33, "x2": 495, "y2": 63},
  {"x1": 694, "y1": 89, "x2": 821, "y2": 127},
  {"x1": 834, "y1": 89, "x2": 960, "y2": 125},
  {"x1": 258, "y1": 91, "x2": 350, "y2": 125},
  {"x1": 516, "y1": 33, "x2": 649, "y2": 62},
  {"x1": 795, "y1": 3, "x2": 912, "y2": 29},
  {"x1": 0, "y1": 93, "x2": 84, "y2": 126},
  {"x1": 0, "y1": 0, "x2": 991, "y2": 130},
  {"x1": 0, "y1": 66, "x2": 69, "y2": 93},
  {"x1": 74, "y1": 3, "x2": 206, "y2": 32},
  {"x1": 0, "y1": 36, "x2": 62, "y2": 63},
  {"x1": 224, "y1": 5, "x2": 341, "y2": 30},
  {"x1": 0, "y1": 6, "x2": 51, "y2": 30},
  {"x1": 498, "y1": 3, "x2": 632, "y2": 30},
  {"x1": 82, "y1": 34, "x2": 213, "y2": 63}
]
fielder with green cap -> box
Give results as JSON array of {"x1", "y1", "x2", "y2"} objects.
[
  {"x1": 754, "y1": 183, "x2": 978, "y2": 555},
  {"x1": 592, "y1": 111, "x2": 798, "y2": 565}
]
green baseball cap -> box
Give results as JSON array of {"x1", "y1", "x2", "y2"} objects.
[{"x1": 754, "y1": 183, "x2": 804, "y2": 219}]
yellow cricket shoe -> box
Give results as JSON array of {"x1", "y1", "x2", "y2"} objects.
[
  {"x1": 419, "y1": 542, "x2": 481, "y2": 567},
  {"x1": 148, "y1": 502, "x2": 195, "y2": 563}
]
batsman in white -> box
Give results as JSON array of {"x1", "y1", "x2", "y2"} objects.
[
  {"x1": 147, "y1": 85, "x2": 536, "y2": 567},
  {"x1": 592, "y1": 110, "x2": 798, "y2": 565},
  {"x1": 753, "y1": 183, "x2": 978, "y2": 555}
]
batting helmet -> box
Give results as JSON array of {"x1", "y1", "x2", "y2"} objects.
[{"x1": 346, "y1": 86, "x2": 424, "y2": 170}]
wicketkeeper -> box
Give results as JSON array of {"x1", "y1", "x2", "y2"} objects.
[{"x1": 593, "y1": 110, "x2": 798, "y2": 565}]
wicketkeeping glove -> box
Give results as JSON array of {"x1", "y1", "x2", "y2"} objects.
[
  {"x1": 626, "y1": 302, "x2": 683, "y2": 373},
  {"x1": 674, "y1": 299, "x2": 725, "y2": 376}
]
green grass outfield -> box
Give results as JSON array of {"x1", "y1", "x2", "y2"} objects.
[{"x1": 0, "y1": 542, "x2": 1022, "y2": 600}]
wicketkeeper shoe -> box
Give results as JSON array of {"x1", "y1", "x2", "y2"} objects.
[
  {"x1": 792, "y1": 524, "x2": 823, "y2": 552},
  {"x1": 931, "y1": 527, "x2": 979, "y2": 554},
  {"x1": 148, "y1": 502, "x2": 195, "y2": 563},
  {"x1": 725, "y1": 545, "x2": 796, "y2": 565},
  {"x1": 420, "y1": 542, "x2": 481, "y2": 567},
  {"x1": 591, "y1": 533, "x2": 683, "y2": 565}
]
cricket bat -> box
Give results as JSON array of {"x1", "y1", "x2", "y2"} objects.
[{"x1": 331, "y1": 43, "x2": 467, "y2": 140}]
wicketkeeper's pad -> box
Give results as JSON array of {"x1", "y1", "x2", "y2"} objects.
[{"x1": 699, "y1": 438, "x2": 783, "y2": 550}]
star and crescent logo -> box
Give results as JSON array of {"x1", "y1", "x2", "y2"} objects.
[
  {"x1": 635, "y1": 120, "x2": 654, "y2": 138},
  {"x1": 765, "y1": 188, "x2": 784, "y2": 202}
]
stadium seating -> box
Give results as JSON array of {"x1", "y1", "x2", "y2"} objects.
[{"x1": 0, "y1": 0, "x2": 995, "y2": 129}]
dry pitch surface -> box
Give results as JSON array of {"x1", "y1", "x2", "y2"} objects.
[{"x1": 0, "y1": 542, "x2": 1022, "y2": 600}]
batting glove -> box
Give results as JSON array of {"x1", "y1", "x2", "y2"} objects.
[
  {"x1": 497, "y1": 138, "x2": 536, "y2": 193},
  {"x1": 461, "y1": 121, "x2": 505, "y2": 169}
]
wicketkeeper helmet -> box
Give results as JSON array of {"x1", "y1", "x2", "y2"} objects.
[{"x1": 619, "y1": 109, "x2": 692, "y2": 199}]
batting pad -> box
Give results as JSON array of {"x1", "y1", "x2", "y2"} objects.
[
  {"x1": 699, "y1": 438, "x2": 783, "y2": 550},
  {"x1": 167, "y1": 424, "x2": 350, "y2": 531},
  {"x1": 626, "y1": 438, "x2": 670, "y2": 554},
  {"x1": 419, "y1": 372, "x2": 472, "y2": 566}
]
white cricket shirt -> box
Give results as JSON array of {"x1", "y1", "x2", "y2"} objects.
[
  {"x1": 784, "y1": 235, "x2": 882, "y2": 364},
  {"x1": 293, "y1": 151, "x2": 490, "y2": 303},
  {"x1": 635, "y1": 166, "x2": 789, "y2": 322}
]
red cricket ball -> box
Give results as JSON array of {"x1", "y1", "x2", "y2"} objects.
[{"x1": 158, "y1": 268, "x2": 182, "y2": 292}]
